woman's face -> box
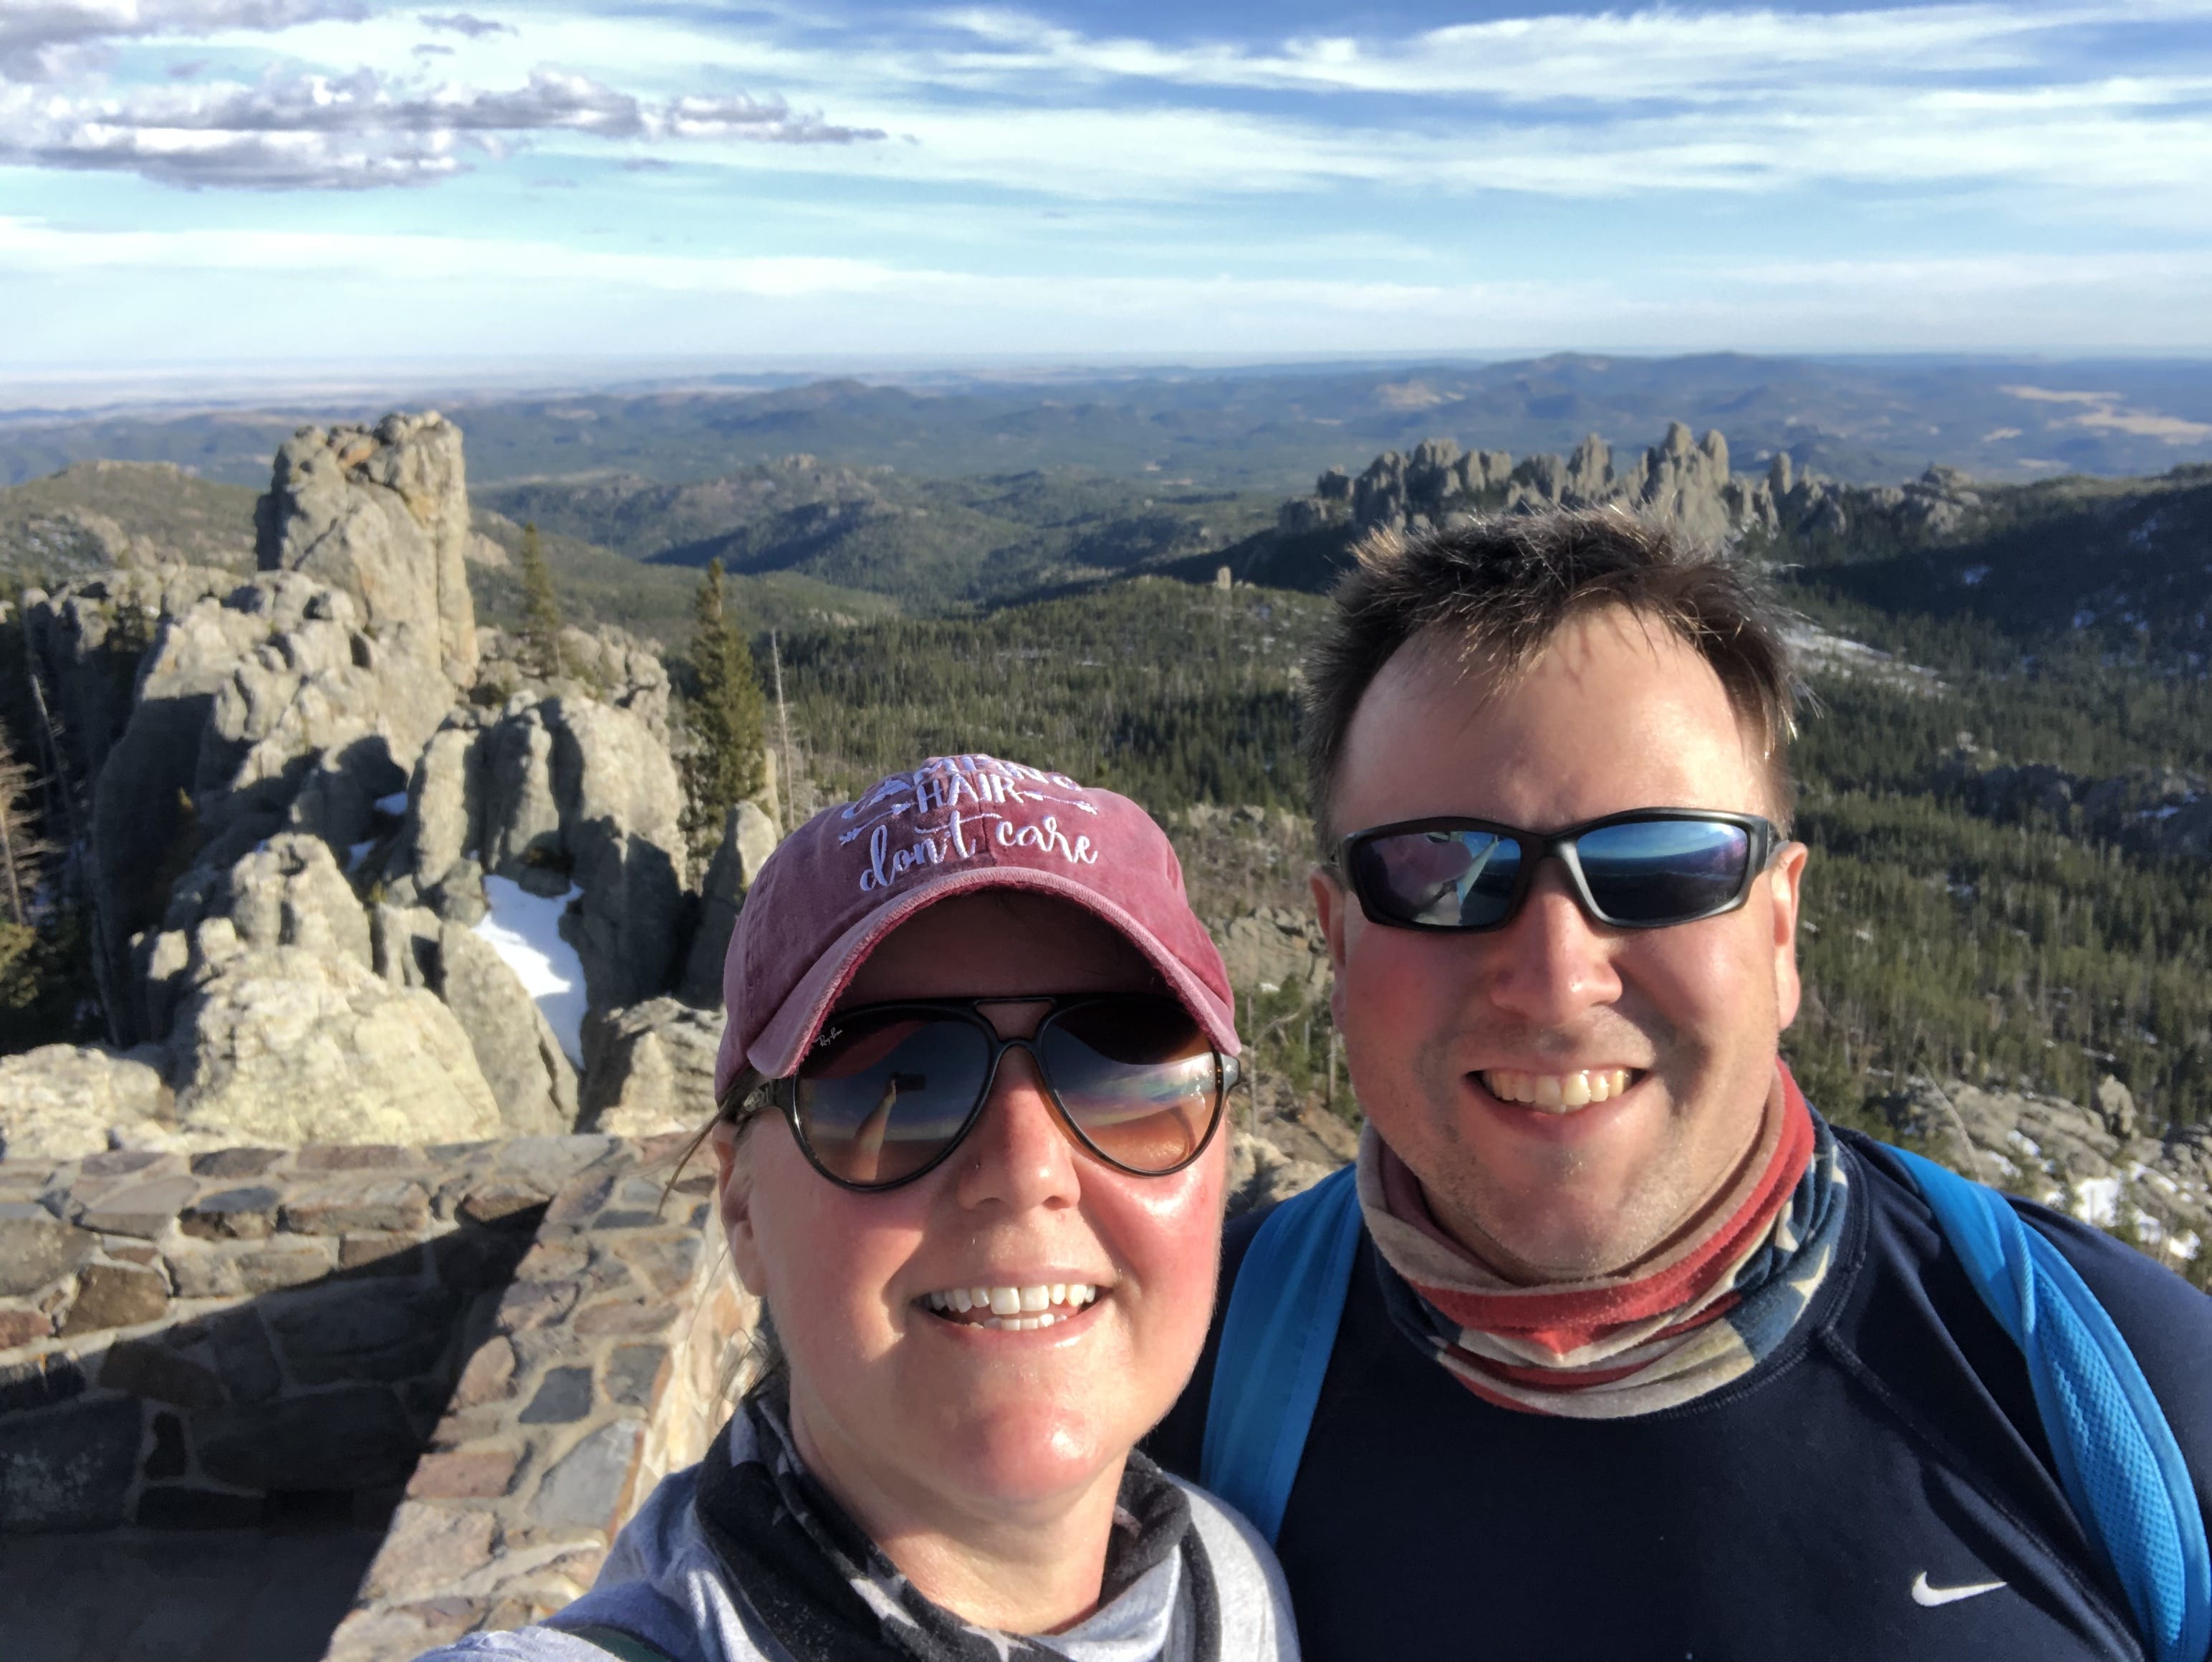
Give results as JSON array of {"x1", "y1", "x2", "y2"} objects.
[{"x1": 717, "y1": 890, "x2": 1229, "y2": 1527}]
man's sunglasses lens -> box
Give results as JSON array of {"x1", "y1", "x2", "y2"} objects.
[
  {"x1": 794, "y1": 1013, "x2": 991, "y2": 1186},
  {"x1": 1039, "y1": 998, "x2": 1218, "y2": 1174},
  {"x1": 1574, "y1": 819, "x2": 1751, "y2": 923},
  {"x1": 1350, "y1": 829, "x2": 1523, "y2": 928},
  {"x1": 1351, "y1": 817, "x2": 1755, "y2": 929},
  {"x1": 792, "y1": 997, "x2": 1221, "y2": 1186}
]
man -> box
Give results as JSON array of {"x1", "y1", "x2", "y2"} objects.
[{"x1": 1152, "y1": 509, "x2": 2212, "y2": 1660}]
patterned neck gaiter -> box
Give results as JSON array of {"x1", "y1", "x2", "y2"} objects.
[
  {"x1": 691, "y1": 1386, "x2": 1221, "y2": 1662},
  {"x1": 1359, "y1": 1065, "x2": 1848, "y2": 1418}
]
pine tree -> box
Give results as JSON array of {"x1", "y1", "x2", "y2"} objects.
[
  {"x1": 519, "y1": 522, "x2": 564, "y2": 679},
  {"x1": 683, "y1": 559, "x2": 769, "y2": 858}
]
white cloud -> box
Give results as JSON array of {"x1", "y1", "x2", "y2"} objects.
[
  {"x1": 0, "y1": 0, "x2": 367, "y2": 82},
  {"x1": 0, "y1": 65, "x2": 886, "y2": 188}
]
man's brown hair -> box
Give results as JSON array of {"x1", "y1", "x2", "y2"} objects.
[{"x1": 1302, "y1": 506, "x2": 1803, "y2": 844}]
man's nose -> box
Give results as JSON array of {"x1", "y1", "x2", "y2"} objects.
[
  {"x1": 953, "y1": 1047, "x2": 1082, "y2": 1213},
  {"x1": 1478, "y1": 860, "x2": 1623, "y2": 1024}
]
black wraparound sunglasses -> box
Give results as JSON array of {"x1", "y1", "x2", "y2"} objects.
[
  {"x1": 776, "y1": 993, "x2": 1239, "y2": 1192},
  {"x1": 1335, "y1": 809, "x2": 1781, "y2": 934}
]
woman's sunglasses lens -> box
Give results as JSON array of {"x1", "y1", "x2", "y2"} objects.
[
  {"x1": 1041, "y1": 999, "x2": 1220, "y2": 1174},
  {"x1": 1356, "y1": 829, "x2": 1522, "y2": 927},
  {"x1": 1576, "y1": 820, "x2": 1750, "y2": 923},
  {"x1": 794, "y1": 1014, "x2": 991, "y2": 1186}
]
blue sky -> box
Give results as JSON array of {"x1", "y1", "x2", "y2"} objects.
[{"x1": 6, "y1": 1, "x2": 2212, "y2": 384}]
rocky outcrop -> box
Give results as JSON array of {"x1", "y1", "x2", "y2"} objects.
[
  {"x1": 165, "y1": 944, "x2": 503, "y2": 1147},
  {"x1": 1260, "y1": 423, "x2": 1987, "y2": 559},
  {"x1": 383, "y1": 693, "x2": 688, "y2": 1014},
  {"x1": 428, "y1": 921, "x2": 577, "y2": 1137},
  {"x1": 1885, "y1": 1076, "x2": 2212, "y2": 1263},
  {"x1": 1940, "y1": 749, "x2": 2212, "y2": 858},
  {"x1": 678, "y1": 801, "x2": 779, "y2": 1007},
  {"x1": 0, "y1": 1044, "x2": 177, "y2": 1160},
  {"x1": 10, "y1": 413, "x2": 744, "y2": 1156},
  {"x1": 1216, "y1": 906, "x2": 1330, "y2": 1001},
  {"x1": 256, "y1": 413, "x2": 479, "y2": 687},
  {"x1": 580, "y1": 999, "x2": 724, "y2": 1137}
]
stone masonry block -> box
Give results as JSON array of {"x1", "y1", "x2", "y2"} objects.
[
  {"x1": 459, "y1": 1180, "x2": 553, "y2": 1225},
  {"x1": 572, "y1": 1300, "x2": 672, "y2": 1339},
  {"x1": 531, "y1": 1418, "x2": 644, "y2": 1534},
  {"x1": 612, "y1": 1232, "x2": 701, "y2": 1297},
  {"x1": 280, "y1": 1178, "x2": 432, "y2": 1236},
  {"x1": 340, "y1": 1231, "x2": 428, "y2": 1272},
  {"x1": 60, "y1": 1261, "x2": 169, "y2": 1334},
  {"x1": 198, "y1": 1385, "x2": 420, "y2": 1491},
  {"x1": 190, "y1": 1148, "x2": 285, "y2": 1179},
  {"x1": 179, "y1": 1185, "x2": 282, "y2": 1240},
  {"x1": 0, "y1": 1207, "x2": 98, "y2": 1297},
  {"x1": 0, "y1": 1306, "x2": 55, "y2": 1349},
  {"x1": 0, "y1": 1396, "x2": 145, "y2": 1530},
  {"x1": 451, "y1": 1337, "x2": 516, "y2": 1408},
  {"x1": 75, "y1": 1174, "x2": 198, "y2": 1238},
  {"x1": 518, "y1": 1366, "x2": 592, "y2": 1425},
  {"x1": 267, "y1": 1282, "x2": 462, "y2": 1385},
  {"x1": 497, "y1": 1279, "x2": 580, "y2": 1334},
  {"x1": 362, "y1": 1502, "x2": 499, "y2": 1603},
  {"x1": 165, "y1": 1241, "x2": 246, "y2": 1299},
  {"x1": 296, "y1": 1145, "x2": 415, "y2": 1172},
  {"x1": 208, "y1": 1309, "x2": 282, "y2": 1403},
  {"x1": 236, "y1": 1239, "x2": 335, "y2": 1292},
  {"x1": 100, "y1": 1337, "x2": 223, "y2": 1409},
  {"x1": 603, "y1": 1345, "x2": 667, "y2": 1409},
  {"x1": 406, "y1": 1446, "x2": 519, "y2": 1499},
  {"x1": 77, "y1": 1149, "x2": 167, "y2": 1180}
]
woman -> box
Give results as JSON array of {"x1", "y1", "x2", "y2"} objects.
[{"x1": 424, "y1": 754, "x2": 1297, "y2": 1662}]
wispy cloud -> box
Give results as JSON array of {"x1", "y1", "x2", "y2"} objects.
[
  {"x1": 418, "y1": 11, "x2": 512, "y2": 39},
  {"x1": 0, "y1": 67, "x2": 885, "y2": 189},
  {"x1": 0, "y1": 0, "x2": 367, "y2": 83}
]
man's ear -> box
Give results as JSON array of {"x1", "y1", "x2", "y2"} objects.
[
  {"x1": 713, "y1": 1121, "x2": 768, "y2": 1297},
  {"x1": 1769, "y1": 840, "x2": 1809, "y2": 1032},
  {"x1": 1310, "y1": 863, "x2": 1352, "y2": 1029}
]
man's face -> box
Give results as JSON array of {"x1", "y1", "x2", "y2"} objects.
[{"x1": 1312, "y1": 607, "x2": 1807, "y2": 1280}]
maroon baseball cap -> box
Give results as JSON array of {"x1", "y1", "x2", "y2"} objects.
[{"x1": 715, "y1": 753, "x2": 1239, "y2": 1101}]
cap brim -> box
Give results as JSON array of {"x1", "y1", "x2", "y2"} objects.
[{"x1": 746, "y1": 864, "x2": 1241, "y2": 1079}]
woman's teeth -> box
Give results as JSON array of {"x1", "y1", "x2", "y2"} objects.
[
  {"x1": 923, "y1": 1283, "x2": 1099, "y2": 1331},
  {"x1": 1481, "y1": 1067, "x2": 1635, "y2": 1111}
]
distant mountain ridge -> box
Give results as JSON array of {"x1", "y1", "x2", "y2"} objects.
[{"x1": 6, "y1": 352, "x2": 2211, "y2": 493}]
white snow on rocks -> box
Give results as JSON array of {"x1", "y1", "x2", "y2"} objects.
[{"x1": 473, "y1": 876, "x2": 588, "y2": 1066}]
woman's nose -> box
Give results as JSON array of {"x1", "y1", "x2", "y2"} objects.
[{"x1": 953, "y1": 1047, "x2": 1082, "y2": 1213}]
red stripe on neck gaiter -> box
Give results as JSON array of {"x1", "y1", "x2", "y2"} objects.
[{"x1": 1409, "y1": 1068, "x2": 1815, "y2": 1360}]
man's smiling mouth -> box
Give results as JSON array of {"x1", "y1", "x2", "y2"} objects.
[
  {"x1": 921, "y1": 1283, "x2": 1100, "y2": 1332},
  {"x1": 1479, "y1": 1068, "x2": 1640, "y2": 1112}
]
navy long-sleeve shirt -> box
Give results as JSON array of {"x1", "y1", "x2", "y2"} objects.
[{"x1": 1150, "y1": 1130, "x2": 2212, "y2": 1661}]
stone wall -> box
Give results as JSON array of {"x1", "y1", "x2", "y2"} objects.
[{"x1": 0, "y1": 1132, "x2": 754, "y2": 1661}]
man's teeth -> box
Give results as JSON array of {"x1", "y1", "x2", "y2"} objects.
[
  {"x1": 923, "y1": 1283, "x2": 1100, "y2": 1331},
  {"x1": 1481, "y1": 1068, "x2": 1634, "y2": 1112}
]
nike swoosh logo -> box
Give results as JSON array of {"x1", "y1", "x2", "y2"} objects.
[{"x1": 1912, "y1": 1572, "x2": 2008, "y2": 1608}]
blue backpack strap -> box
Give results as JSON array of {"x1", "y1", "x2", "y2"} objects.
[
  {"x1": 1201, "y1": 1163, "x2": 1364, "y2": 1544},
  {"x1": 1893, "y1": 1147, "x2": 2212, "y2": 1662}
]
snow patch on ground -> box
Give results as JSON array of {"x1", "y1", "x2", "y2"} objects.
[
  {"x1": 373, "y1": 791, "x2": 410, "y2": 817},
  {"x1": 473, "y1": 876, "x2": 588, "y2": 1066},
  {"x1": 346, "y1": 840, "x2": 377, "y2": 873},
  {"x1": 2072, "y1": 1175, "x2": 2122, "y2": 1228}
]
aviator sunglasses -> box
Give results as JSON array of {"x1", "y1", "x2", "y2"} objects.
[
  {"x1": 1336, "y1": 808, "x2": 1781, "y2": 933},
  {"x1": 774, "y1": 993, "x2": 1239, "y2": 1191}
]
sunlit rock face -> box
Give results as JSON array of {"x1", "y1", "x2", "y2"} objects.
[
  {"x1": 9, "y1": 413, "x2": 752, "y2": 1156},
  {"x1": 256, "y1": 413, "x2": 480, "y2": 688}
]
